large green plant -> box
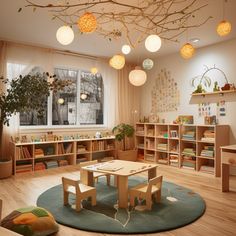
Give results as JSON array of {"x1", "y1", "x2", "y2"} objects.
[
  {"x1": 0, "y1": 72, "x2": 69, "y2": 158},
  {"x1": 112, "y1": 123, "x2": 134, "y2": 151}
]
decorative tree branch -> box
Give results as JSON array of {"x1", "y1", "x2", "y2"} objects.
[{"x1": 23, "y1": 0, "x2": 212, "y2": 47}]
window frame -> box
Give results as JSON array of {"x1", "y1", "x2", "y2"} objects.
[{"x1": 19, "y1": 66, "x2": 107, "y2": 131}]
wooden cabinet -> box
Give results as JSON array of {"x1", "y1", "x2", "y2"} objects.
[
  {"x1": 10, "y1": 137, "x2": 116, "y2": 175},
  {"x1": 135, "y1": 123, "x2": 229, "y2": 177}
]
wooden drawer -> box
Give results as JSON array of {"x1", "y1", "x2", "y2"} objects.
[{"x1": 221, "y1": 151, "x2": 236, "y2": 165}]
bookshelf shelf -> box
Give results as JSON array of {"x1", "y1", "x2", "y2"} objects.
[
  {"x1": 135, "y1": 123, "x2": 229, "y2": 177},
  {"x1": 11, "y1": 136, "x2": 116, "y2": 175}
]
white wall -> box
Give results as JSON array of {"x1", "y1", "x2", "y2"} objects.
[{"x1": 141, "y1": 38, "x2": 236, "y2": 144}]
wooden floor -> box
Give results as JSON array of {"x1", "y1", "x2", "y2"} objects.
[{"x1": 0, "y1": 165, "x2": 236, "y2": 236}]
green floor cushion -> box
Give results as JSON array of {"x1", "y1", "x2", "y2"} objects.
[{"x1": 1, "y1": 206, "x2": 59, "y2": 236}]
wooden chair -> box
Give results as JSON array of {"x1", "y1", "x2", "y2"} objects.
[
  {"x1": 62, "y1": 177, "x2": 96, "y2": 212},
  {"x1": 129, "y1": 175, "x2": 163, "y2": 210},
  {"x1": 80, "y1": 160, "x2": 111, "y2": 186}
]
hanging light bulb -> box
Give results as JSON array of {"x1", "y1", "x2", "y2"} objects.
[
  {"x1": 80, "y1": 93, "x2": 88, "y2": 100},
  {"x1": 56, "y1": 26, "x2": 74, "y2": 45},
  {"x1": 129, "y1": 66, "x2": 147, "y2": 86},
  {"x1": 58, "y1": 98, "x2": 64, "y2": 104},
  {"x1": 109, "y1": 55, "x2": 125, "y2": 70},
  {"x1": 217, "y1": 20, "x2": 232, "y2": 36},
  {"x1": 180, "y1": 43, "x2": 195, "y2": 59},
  {"x1": 142, "y1": 58, "x2": 154, "y2": 70},
  {"x1": 121, "y1": 45, "x2": 131, "y2": 55},
  {"x1": 145, "y1": 35, "x2": 162, "y2": 52},
  {"x1": 90, "y1": 67, "x2": 98, "y2": 74}
]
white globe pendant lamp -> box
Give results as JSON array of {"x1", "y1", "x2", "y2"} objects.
[
  {"x1": 121, "y1": 45, "x2": 131, "y2": 55},
  {"x1": 142, "y1": 58, "x2": 154, "y2": 70},
  {"x1": 56, "y1": 25, "x2": 74, "y2": 45},
  {"x1": 129, "y1": 66, "x2": 147, "y2": 86},
  {"x1": 145, "y1": 35, "x2": 162, "y2": 52}
]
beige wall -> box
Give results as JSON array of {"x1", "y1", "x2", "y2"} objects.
[{"x1": 140, "y1": 38, "x2": 236, "y2": 144}]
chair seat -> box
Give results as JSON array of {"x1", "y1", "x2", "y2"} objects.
[
  {"x1": 129, "y1": 183, "x2": 159, "y2": 194},
  {"x1": 67, "y1": 183, "x2": 95, "y2": 194}
]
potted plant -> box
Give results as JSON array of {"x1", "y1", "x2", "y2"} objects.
[
  {"x1": 0, "y1": 73, "x2": 68, "y2": 178},
  {"x1": 112, "y1": 123, "x2": 137, "y2": 161}
]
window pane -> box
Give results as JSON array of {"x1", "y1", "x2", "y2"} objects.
[
  {"x1": 19, "y1": 67, "x2": 48, "y2": 126},
  {"x1": 53, "y1": 68, "x2": 77, "y2": 125},
  {"x1": 79, "y1": 71, "x2": 104, "y2": 125}
]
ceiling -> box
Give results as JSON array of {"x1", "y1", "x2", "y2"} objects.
[{"x1": 0, "y1": 0, "x2": 235, "y2": 63}]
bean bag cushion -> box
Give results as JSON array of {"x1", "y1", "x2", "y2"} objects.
[{"x1": 1, "y1": 206, "x2": 59, "y2": 236}]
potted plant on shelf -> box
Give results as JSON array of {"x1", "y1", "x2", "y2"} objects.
[
  {"x1": 112, "y1": 123, "x2": 137, "y2": 161},
  {"x1": 0, "y1": 73, "x2": 69, "y2": 178}
]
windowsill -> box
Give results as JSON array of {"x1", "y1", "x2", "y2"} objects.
[{"x1": 19, "y1": 124, "x2": 108, "y2": 134}]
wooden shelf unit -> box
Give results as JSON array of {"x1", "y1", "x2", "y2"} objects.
[
  {"x1": 10, "y1": 137, "x2": 116, "y2": 175},
  {"x1": 191, "y1": 90, "x2": 236, "y2": 97},
  {"x1": 135, "y1": 123, "x2": 229, "y2": 176}
]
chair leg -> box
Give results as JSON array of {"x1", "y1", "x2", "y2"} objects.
[
  {"x1": 106, "y1": 175, "x2": 110, "y2": 186},
  {"x1": 75, "y1": 198, "x2": 82, "y2": 211},
  {"x1": 91, "y1": 195, "x2": 96, "y2": 206},
  {"x1": 146, "y1": 196, "x2": 152, "y2": 210},
  {"x1": 63, "y1": 191, "x2": 69, "y2": 205},
  {"x1": 129, "y1": 193, "x2": 135, "y2": 207},
  {"x1": 155, "y1": 190, "x2": 161, "y2": 203}
]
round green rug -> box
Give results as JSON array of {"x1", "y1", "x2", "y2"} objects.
[{"x1": 37, "y1": 177, "x2": 206, "y2": 234}]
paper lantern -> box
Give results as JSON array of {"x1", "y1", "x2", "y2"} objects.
[
  {"x1": 217, "y1": 20, "x2": 232, "y2": 36},
  {"x1": 78, "y1": 12, "x2": 97, "y2": 33},
  {"x1": 56, "y1": 26, "x2": 74, "y2": 45},
  {"x1": 145, "y1": 35, "x2": 162, "y2": 52},
  {"x1": 180, "y1": 43, "x2": 195, "y2": 59},
  {"x1": 122, "y1": 45, "x2": 131, "y2": 55},
  {"x1": 109, "y1": 55, "x2": 125, "y2": 70},
  {"x1": 90, "y1": 67, "x2": 98, "y2": 74},
  {"x1": 58, "y1": 98, "x2": 64, "y2": 104},
  {"x1": 129, "y1": 66, "x2": 147, "y2": 86},
  {"x1": 142, "y1": 58, "x2": 154, "y2": 70}
]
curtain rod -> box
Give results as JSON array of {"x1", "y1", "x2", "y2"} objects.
[{"x1": 1, "y1": 39, "x2": 104, "y2": 61}]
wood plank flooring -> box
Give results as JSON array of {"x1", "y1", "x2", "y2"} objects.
[{"x1": 0, "y1": 165, "x2": 236, "y2": 236}]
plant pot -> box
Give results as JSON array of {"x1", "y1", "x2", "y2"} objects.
[
  {"x1": 0, "y1": 159, "x2": 12, "y2": 179},
  {"x1": 117, "y1": 149, "x2": 137, "y2": 162}
]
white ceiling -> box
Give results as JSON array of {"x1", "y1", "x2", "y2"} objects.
[{"x1": 0, "y1": 0, "x2": 235, "y2": 63}]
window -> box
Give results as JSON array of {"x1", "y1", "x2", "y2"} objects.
[
  {"x1": 53, "y1": 68, "x2": 104, "y2": 126},
  {"x1": 7, "y1": 63, "x2": 105, "y2": 127}
]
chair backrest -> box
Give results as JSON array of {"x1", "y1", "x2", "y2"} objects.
[
  {"x1": 147, "y1": 175, "x2": 163, "y2": 194},
  {"x1": 62, "y1": 177, "x2": 81, "y2": 194}
]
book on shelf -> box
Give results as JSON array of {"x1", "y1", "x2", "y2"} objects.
[
  {"x1": 182, "y1": 148, "x2": 196, "y2": 156},
  {"x1": 64, "y1": 143, "x2": 73, "y2": 153},
  {"x1": 145, "y1": 154, "x2": 155, "y2": 161},
  {"x1": 158, "y1": 159, "x2": 168, "y2": 164},
  {"x1": 58, "y1": 159, "x2": 69, "y2": 166},
  {"x1": 34, "y1": 148, "x2": 44, "y2": 157},
  {"x1": 199, "y1": 165, "x2": 214, "y2": 174},
  {"x1": 182, "y1": 131, "x2": 195, "y2": 140},
  {"x1": 146, "y1": 139, "x2": 155, "y2": 149},
  {"x1": 157, "y1": 143, "x2": 168, "y2": 151},
  {"x1": 34, "y1": 162, "x2": 46, "y2": 171},
  {"x1": 16, "y1": 164, "x2": 33, "y2": 173},
  {"x1": 77, "y1": 144, "x2": 87, "y2": 153}
]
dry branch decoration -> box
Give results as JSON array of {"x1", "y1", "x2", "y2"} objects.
[{"x1": 22, "y1": 0, "x2": 212, "y2": 48}]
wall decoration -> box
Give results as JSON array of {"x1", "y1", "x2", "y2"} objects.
[
  {"x1": 198, "y1": 103, "x2": 213, "y2": 117},
  {"x1": 151, "y1": 68, "x2": 180, "y2": 113},
  {"x1": 217, "y1": 100, "x2": 227, "y2": 116},
  {"x1": 191, "y1": 65, "x2": 231, "y2": 94}
]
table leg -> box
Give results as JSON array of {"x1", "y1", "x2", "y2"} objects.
[
  {"x1": 114, "y1": 175, "x2": 118, "y2": 187},
  {"x1": 81, "y1": 170, "x2": 94, "y2": 187},
  {"x1": 222, "y1": 163, "x2": 230, "y2": 192},
  {"x1": 148, "y1": 167, "x2": 157, "y2": 180},
  {"x1": 117, "y1": 176, "x2": 128, "y2": 208}
]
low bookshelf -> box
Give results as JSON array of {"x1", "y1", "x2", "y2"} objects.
[
  {"x1": 10, "y1": 136, "x2": 116, "y2": 175},
  {"x1": 135, "y1": 123, "x2": 229, "y2": 177}
]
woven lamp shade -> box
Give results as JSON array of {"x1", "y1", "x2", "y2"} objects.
[
  {"x1": 78, "y1": 12, "x2": 97, "y2": 33},
  {"x1": 180, "y1": 43, "x2": 195, "y2": 59},
  {"x1": 217, "y1": 20, "x2": 232, "y2": 36},
  {"x1": 109, "y1": 55, "x2": 125, "y2": 70}
]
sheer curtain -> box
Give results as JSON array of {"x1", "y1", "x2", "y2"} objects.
[{"x1": 117, "y1": 64, "x2": 140, "y2": 125}]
